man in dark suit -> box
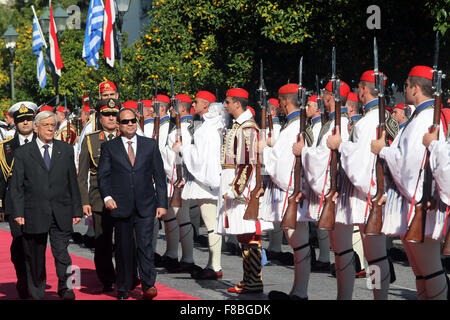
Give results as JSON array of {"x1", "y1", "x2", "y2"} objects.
[
  {"x1": 0, "y1": 102, "x2": 37, "y2": 299},
  {"x1": 9, "y1": 110, "x2": 83, "y2": 300},
  {"x1": 98, "y1": 108, "x2": 167, "y2": 300}
]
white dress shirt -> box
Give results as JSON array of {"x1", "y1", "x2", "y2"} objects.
[
  {"x1": 18, "y1": 133, "x2": 34, "y2": 146},
  {"x1": 36, "y1": 137, "x2": 54, "y2": 158}
]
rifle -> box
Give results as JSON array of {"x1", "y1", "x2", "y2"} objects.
[
  {"x1": 244, "y1": 59, "x2": 267, "y2": 221},
  {"x1": 137, "y1": 79, "x2": 144, "y2": 131},
  {"x1": 316, "y1": 74, "x2": 325, "y2": 124},
  {"x1": 280, "y1": 57, "x2": 307, "y2": 230},
  {"x1": 365, "y1": 37, "x2": 387, "y2": 235},
  {"x1": 169, "y1": 75, "x2": 183, "y2": 208},
  {"x1": 318, "y1": 47, "x2": 340, "y2": 231},
  {"x1": 64, "y1": 93, "x2": 72, "y2": 144},
  {"x1": 152, "y1": 80, "x2": 160, "y2": 143},
  {"x1": 405, "y1": 31, "x2": 444, "y2": 243},
  {"x1": 73, "y1": 89, "x2": 81, "y2": 135}
]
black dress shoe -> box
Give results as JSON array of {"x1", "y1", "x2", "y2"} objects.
[
  {"x1": 191, "y1": 266, "x2": 223, "y2": 280},
  {"x1": 102, "y1": 283, "x2": 114, "y2": 293},
  {"x1": 268, "y1": 290, "x2": 308, "y2": 300},
  {"x1": 58, "y1": 289, "x2": 75, "y2": 300},
  {"x1": 174, "y1": 262, "x2": 196, "y2": 273},
  {"x1": 161, "y1": 255, "x2": 180, "y2": 272},
  {"x1": 117, "y1": 291, "x2": 129, "y2": 300},
  {"x1": 154, "y1": 253, "x2": 163, "y2": 267}
]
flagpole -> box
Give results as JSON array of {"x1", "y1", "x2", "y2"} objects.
[{"x1": 31, "y1": 5, "x2": 48, "y2": 48}]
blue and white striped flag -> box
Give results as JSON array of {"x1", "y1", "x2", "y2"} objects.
[
  {"x1": 32, "y1": 13, "x2": 47, "y2": 88},
  {"x1": 83, "y1": 0, "x2": 104, "y2": 69}
]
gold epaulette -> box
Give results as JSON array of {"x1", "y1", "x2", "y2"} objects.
[
  {"x1": 0, "y1": 140, "x2": 14, "y2": 181},
  {"x1": 86, "y1": 134, "x2": 99, "y2": 168}
]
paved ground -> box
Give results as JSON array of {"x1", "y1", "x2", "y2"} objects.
[{"x1": 3, "y1": 210, "x2": 440, "y2": 301}]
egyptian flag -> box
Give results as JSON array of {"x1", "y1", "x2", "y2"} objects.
[
  {"x1": 49, "y1": 1, "x2": 63, "y2": 76},
  {"x1": 103, "y1": 0, "x2": 116, "y2": 68}
]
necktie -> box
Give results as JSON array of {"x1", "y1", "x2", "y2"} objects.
[
  {"x1": 43, "y1": 145, "x2": 51, "y2": 169},
  {"x1": 24, "y1": 138, "x2": 29, "y2": 144},
  {"x1": 127, "y1": 141, "x2": 135, "y2": 166},
  {"x1": 108, "y1": 133, "x2": 114, "y2": 141}
]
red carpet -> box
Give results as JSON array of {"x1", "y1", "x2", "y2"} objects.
[{"x1": 0, "y1": 230, "x2": 199, "y2": 300}]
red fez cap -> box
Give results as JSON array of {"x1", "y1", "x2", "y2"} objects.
[
  {"x1": 247, "y1": 106, "x2": 255, "y2": 116},
  {"x1": 196, "y1": 91, "x2": 216, "y2": 103},
  {"x1": 360, "y1": 70, "x2": 387, "y2": 86},
  {"x1": 142, "y1": 100, "x2": 152, "y2": 108},
  {"x1": 82, "y1": 94, "x2": 90, "y2": 107},
  {"x1": 386, "y1": 106, "x2": 394, "y2": 114},
  {"x1": 5, "y1": 111, "x2": 8, "y2": 117},
  {"x1": 56, "y1": 106, "x2": 70, "y2": 113},
  {"x1": 175, "y1": 94, "x2": 192, "y2": 103},
  {"x1": 152, "y1": 95, "x2": 171, "y2": 104},
  {"x1": 40, "y1": 105, "x2": 53, "y2": 112},
  {"x1": 226, "y1": 88, "x2": 248, "y2": 99},
  {"x1": 99, "y1": 81, "x2": 117, "y2": 94},
  {"x1": 82, "y1": 106, "x2": 91, "y2": 113},
  {"x1": 325, "y1": 80, "x2": 350, "y2": 98},
  {"x1": 408, "y1": 65, "x2": 433, "y2": 80},
  {"x1": 190, "y1": 107, "x2": 196, "y2": 115},
  {"x1": 308, "y1": 95, "x2": 318, "y2": 103},
  {"x1": 278, "y1": 83, "x2": 299, "y2": 95},
  {"x1": 394, "y1": 103, "x2": 407, "y2": 111},
  {"x1": 347, "y1": 92, "x2": 358, "y2": 103},
  {"x1": 268, "y1": 98, "x2": 280, "y2": 108},
  {"x1": 122, "y1": 101, "x2": 138, "y2": 109}
]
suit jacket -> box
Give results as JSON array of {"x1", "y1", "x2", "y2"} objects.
[
  {"x1": 10, "y1": 139, "x2": 83, "y2": 234},
  {"x1": 98, "y1": 134, "x2": 167, "y2": 218},
  {"x1": 78, "y1": 130, "x2": 118, "y2": 212}
]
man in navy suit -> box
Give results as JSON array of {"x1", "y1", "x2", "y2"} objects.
[{"x1": 98, "y1": 108, "x2": 168, "y2": 300}]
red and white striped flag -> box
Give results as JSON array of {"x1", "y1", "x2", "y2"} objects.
[
  {"x1": 103, "y1": 0, "x2": 115, "y2": 67},
  {"x1": 49, "y1": 1, "x2": 63, "y2": 76}
]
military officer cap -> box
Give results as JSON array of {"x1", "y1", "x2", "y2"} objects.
[
  {"x1": 8, "y1": 101, "x2": 37, "y2": 122},
  {"x1": 96, "y1": 98, "x2": 120, "y2": 114}
]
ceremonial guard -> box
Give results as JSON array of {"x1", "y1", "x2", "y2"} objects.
[
  {"x1": 371, "y1": 65, "x2": 448, "y2": 300},
  {"x1": 77, "y1": 98, "x2": 121, "y2": 292},
  {"x1": 54, "y1": 106, "x2": 77, "y2": 145},
  {"x1": 216, "y1": 88, "x2": 272, "y2": 293},
  {"x1": 327, "y1": 70, "x2": 398, "y2": 299},
  {"x1": 391, "y1": 103, "x2": 411, "y2": 129},
  {"x1": 262, "y1": 83, "x2": 314, "y2": 300},
  {"x1": 347, "y1": 92, "x2": 362, "y2": 131},
  {"x1": 159, "y1": 94, "x2": 197, "y2": 272},
  {"x1": 173, "y1": 91, "x2": 224, "y2": 280},
  {"x1": 293, "y1": 77, "x2": 351, "y2": 299},
  {"x1": 304, "y1": 94, "x2": 331, "y2": 272},
  {"x1": 148, "y1": 94, "x2": 173, "y2": 264},
  {"x1": 263, "y1": 97, "x2": 292, "y2": 264},
  {"x1": 78, "y1": 81, "x2": 130, "y2": 157},
  {"x1": 0, "y1": 102, "x2": 37, "y2": 299}
]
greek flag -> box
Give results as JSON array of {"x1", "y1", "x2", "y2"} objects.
[
  {"x1": 83, "y1": 0, "x2": 104, "y2": 69},
  {"x1": 32, "y1": 14, "x2": 46, "y2": 88}
]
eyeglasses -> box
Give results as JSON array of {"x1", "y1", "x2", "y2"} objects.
[
  {"x1": 101, "y1": 112, "x2": 118, "y2": 117},
  {"x1": 119, "y1": 118, "x2": 137, "y2": 125}
]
